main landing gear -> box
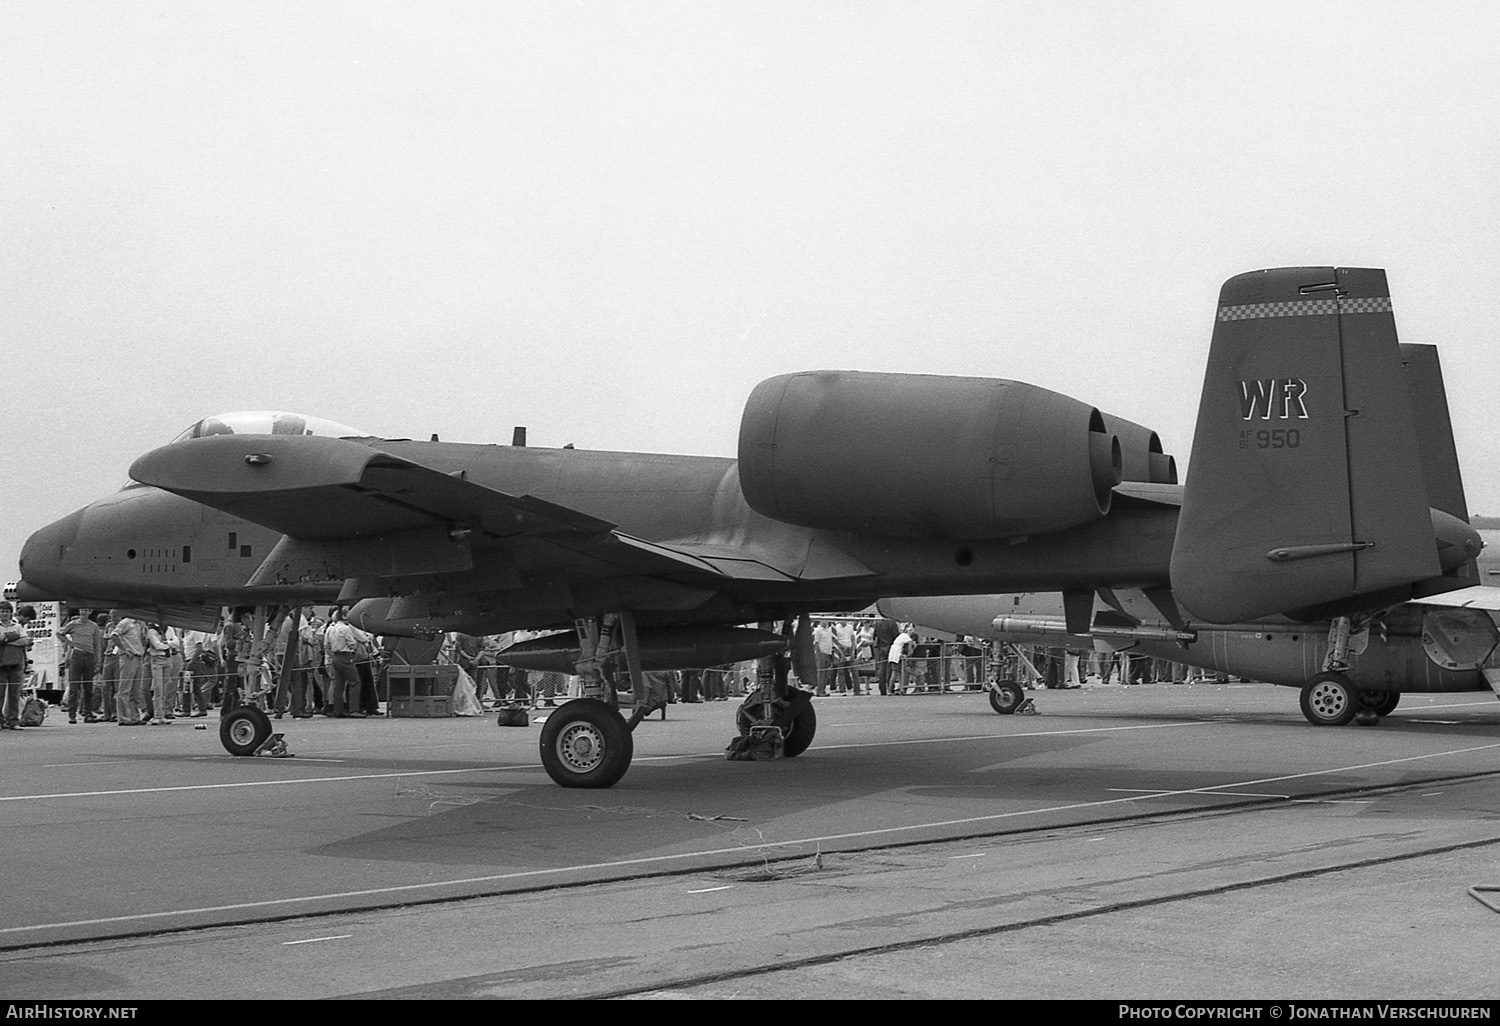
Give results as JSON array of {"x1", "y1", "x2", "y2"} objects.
[
  {"x1": 538, "y1": 698, "x2": 634, "y2": 789},
  {"x1": 727, "y1": 617, "x2": 817, "y2": 761},
  {"x1": 1297, "y1": 673, "x2": 1400, "y2": 727}
]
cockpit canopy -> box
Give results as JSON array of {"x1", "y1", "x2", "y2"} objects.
[{"x1": 170, "y1": 411, "x2": 366, "y2": 443}]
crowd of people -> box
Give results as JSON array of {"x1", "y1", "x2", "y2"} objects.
[
  {"x1": 18, "y1": 605, "x2": 394, "y2": 727},
  {"x1": 0, "y1": 604, "x2": 1227, "y2": 731}
]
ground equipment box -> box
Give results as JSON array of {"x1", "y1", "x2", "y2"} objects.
[{"x1": 387, "y1": 665, "x2": 459, "y2": 718}]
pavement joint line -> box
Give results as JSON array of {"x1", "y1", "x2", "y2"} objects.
[
  {"x1": 6, "y1": 738, "x2": 1500, "y2": 940},
  {"x1": 1107, "y1": 788, "x2": 1292, "y2": 799}
]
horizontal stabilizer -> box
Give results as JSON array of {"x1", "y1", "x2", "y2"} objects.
[{"x1": 1405, "y1": 587, "x2": 1500, "y2": 611}]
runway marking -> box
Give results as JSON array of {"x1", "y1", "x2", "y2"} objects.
[
  {"x1": 280, "y1": 934, "x2": 352, "y2": 945},
  {"x1": 686, "y1": 886, "x2": 734, "y2": 894},
  {"x1": 8, "y1": 739, "x2": 1498, "y2": 940},
  {"x1": 39, "y1": 761, "x2": 133, "y2": 769},
  {"x1": 1411, "y1": 719, "x2": 1460, "y2": 725},
  {"x1": 1290, "y1": 799, "x2": 1372, "y2": 805},
  {"x1": 947, "y1": 853, "x2": 986, "y2": 860}
]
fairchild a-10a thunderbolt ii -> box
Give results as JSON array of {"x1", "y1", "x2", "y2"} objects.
[{"x1": 17, "y1": 266, "x2": 1478, "y2": 786}]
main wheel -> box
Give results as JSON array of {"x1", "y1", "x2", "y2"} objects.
[
  {"x1": 1359, "y1": 691, "x2": 1400, "y2": 717},
  {"x1": 220, "y1": 707, "x2": 272, "y2": 756},
  {"x1": 781, "y1": 702, "x2": 817, "y2": 758},
  {"x1": 539, "y1": 698, "x2": 633, "y2": 789},
  {"x1": 1300, "y1": 673, "x2": 1359, "y2": 726},
  {"x1": 989, "y1": 681, "x2": 1025, "y2": 715}
]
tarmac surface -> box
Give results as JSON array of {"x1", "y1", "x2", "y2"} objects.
[{"x1": 2, "y1": 682, "x2": 1500, "y2": 1000}]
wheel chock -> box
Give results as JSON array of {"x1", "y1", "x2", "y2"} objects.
[
  {"x1": 725, "y1": 725, "x2": 784, "y2": 761},
  {"x1": 253, "y1": 733, "x2": 293, "y2": 758},
  {"x1": 1017, "y1": 698, "x2": 1038, "y2": 715}
]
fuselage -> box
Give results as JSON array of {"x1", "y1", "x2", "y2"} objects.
[{"x1": 17, "y1": 439, "x2": 1179, "y2": 636}]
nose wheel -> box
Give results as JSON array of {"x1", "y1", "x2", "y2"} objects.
[{"x1": 220, "y1": 707, "x2": 273, "y2": 755}]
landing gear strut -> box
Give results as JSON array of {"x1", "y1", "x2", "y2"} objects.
[{"x1": 729, "y1": 617, "x2": 816, "y2": 760}]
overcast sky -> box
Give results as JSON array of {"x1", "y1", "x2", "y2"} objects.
[{"x1": 5, "y1": 0, "x2": 1500, "y2": 581}]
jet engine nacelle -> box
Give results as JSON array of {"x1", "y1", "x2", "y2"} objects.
[{"x1": 738, "y1": 371, "x2": 1121, "y2": 540}]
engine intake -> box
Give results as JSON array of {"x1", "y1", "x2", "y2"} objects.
[{"x1": 738, "y1": 371, "x2": 1121, "y2": 539}]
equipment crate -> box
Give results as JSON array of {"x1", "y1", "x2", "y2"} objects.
[
  {"x1": 387, "y1": 665, "x2": 459, "y2": 718},
  {"x1": 388, "y1": 694, "x2": 454, "y2": 718}
]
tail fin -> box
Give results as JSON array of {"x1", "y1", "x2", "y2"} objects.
[
  {"x1": 1171, "y1": 267, "x2": 1442, "y2": 622},
  {"x1": 1401, "y1": 343, "x2": 1480, "y2": 589}
]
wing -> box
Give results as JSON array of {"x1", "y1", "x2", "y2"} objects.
[{"x1": 128, "y1": 435, "x2": 801, "y2": 594}]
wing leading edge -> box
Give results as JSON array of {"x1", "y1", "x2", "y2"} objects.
[{"x1": 128, "y1": 434, "x2": 804, "y2": 589}]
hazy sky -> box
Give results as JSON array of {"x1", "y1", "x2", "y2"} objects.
[{"x1": 5, "y1": 1, "x2": 1500, "y2": 580}]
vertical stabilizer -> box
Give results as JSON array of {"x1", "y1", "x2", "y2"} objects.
[
  {"x1": 1171, "y1": 267, "x2": 1440, "y2": 622},
  {"x1": 1400, "y1": 344, "x2": 1469, "y2": 522}
]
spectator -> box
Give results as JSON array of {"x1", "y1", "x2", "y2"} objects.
[
  {"x1": 181, "y1": 629, "x2": 217, "y2": 717},
  {"x1": 323, "y1": 608, "x2": 369, "y2": 718},
  {"x1": 888, "y1": 625, "x2": 915, "y2": 694},
  {"x1": 831, "y1": 620, "x2": 856, "y2": 694},
  {"x1": 855, "y1": 621, "x2": 877, "y2": 695},
  {"x1": 56, "y1": 607, "x2": 101, "y2": 724},
  {"x1": 107, "y1": 609, "x2": 147, "y2": 726},
  {"x1": 874, "y1": 616, "x2": 899, "y2": 696},
  {"x1": 812, "y1": 621, "x2": 834, "y2": 697},
  {"x1": 0, "y1": 600, "x2": 34, "y2": 728},
  {"x1": 96, "y1": 611, "x2": 118, "y2": 720},
  {"x1": 145, "y1": 623, "x2": 178, "y2": 724}
]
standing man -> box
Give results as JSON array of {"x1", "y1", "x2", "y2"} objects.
[
  {"x1": 96, "y1": 611, "x2": 118, "y2": 720},
  {"x1": 181, "y1": 629, "x2": 217, "y2": 717},
  {"x1": 323, "y1": 608, "x2": 367, "y2": 718},
  {"x1": 873, "y1": 616, "x2": 899, "y2": 696},
  {"x1": 812, "y1": 620, "x2": 834, "y2": 697},
  {"x1": 0, "y1": 601, "x2": 34, "y2": 729},
  {"x1": 56, "y1": 607, "x2": 101, "y2": 723},
  {"x1": 145, "y1": 623, "x2": 178, "y2": 725},
  {"x1": 107, "y1": 609, "x2": 147, "y2": 726},
  {"x1": 831, "y1": 619, "x2": 856, "y2": 694},
  {"x1": 886, "y1": 624, "x2": 914, "y2": 695}
]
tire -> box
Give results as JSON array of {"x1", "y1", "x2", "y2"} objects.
[
  {"x1": 538, "y1": 698, "x2": 633, "y2": 789},
  {"x1": 782, "y1": 702, "x2": 817, "y2": 758},
  {"x1": 1300, "y1": 673, "x2": 1359, "y2": 726},
  {"x1": 989, "y1": 681, "x2": 1025, "y2": 715},
  {"x1": 1359, "y1": 691, "x2": 1400, "y2": 717},
  {"x1": 220, "y1": 707, "x2": 273, "y2": 756}
]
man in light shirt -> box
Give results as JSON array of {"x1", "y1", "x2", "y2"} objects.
[
  {"x1": 323, "y1": 608, "x2": 371, "y2": 718},
  {"x1": 107, "y1": 610, "x2": 147, "y2": 726}
]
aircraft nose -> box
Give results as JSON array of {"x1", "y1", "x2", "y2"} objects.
[{"x1": 16, "y1": 509, "x2": 85, "y2": 599}]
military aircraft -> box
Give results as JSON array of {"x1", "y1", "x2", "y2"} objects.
[{"x1": 17, "y1": 266, "x2": 1478, "y2": 786}]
